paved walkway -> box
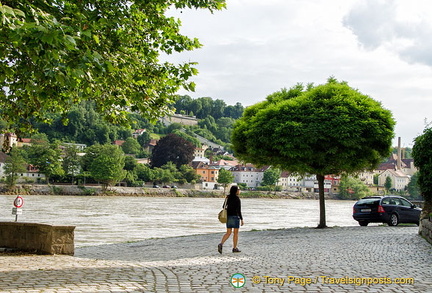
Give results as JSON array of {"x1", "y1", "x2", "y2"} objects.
[{"x1": 0, "y1": 226, "x2": 431, "y2": 292}]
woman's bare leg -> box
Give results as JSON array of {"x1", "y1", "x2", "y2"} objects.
[
  {"x1": 233, "y1": 228, "x2": 239, "y2": 248},
  {"x1": 221, "y1": 228, "x2": 232, "y2": 244}
]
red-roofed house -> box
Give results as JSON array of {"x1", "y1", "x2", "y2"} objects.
[{"x1": 112, "y1": 140, "x2": 125, "y2": 146}]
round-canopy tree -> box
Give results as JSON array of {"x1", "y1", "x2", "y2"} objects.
[{"x1": 232, "y1": 78, "x2": 395, "y2": 228}]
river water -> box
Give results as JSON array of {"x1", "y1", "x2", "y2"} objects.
[{"x1": 0, "y1": 195, "x2": 359, "y2": 247}]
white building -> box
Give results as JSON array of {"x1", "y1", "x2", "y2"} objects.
[
  {"x1": 230, "y1": 164, "x2": 269, "y2": 188},
  {"x1": 18, "y1": 170, "x2": 46, "y2": 183},
  {"x1": 356, "y1": 171, "x2": 375, "y2": 186},
  {"x1": 193, "y1": 144, "x2": 209, "y2": 159},
  {"x1": 278, "y1": 171, "x2": 303, "y2": 191},
  {"x1": 0, "y1": 152, "x2": 46, "y2": 183},
  {"x1": 378, "y1": 169, "x2": 410, "y2": 191}
]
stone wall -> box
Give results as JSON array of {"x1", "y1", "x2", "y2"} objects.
[
  {"x1": 0, "y1": 184, "x2": 209, "y2": 196},
  {"x1": 0, "y1": 222, "x2": 75, "y2": 255},
  {"x1": 419, "y1": 218, "x2": 432, "y2": 245},
  {"x1": 0, "y1": 184, "x2": 332, "y2": 199}
]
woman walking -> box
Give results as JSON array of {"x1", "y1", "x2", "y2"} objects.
[{"x1": 218, "y1": 185, "x2": 244, "y2": 253}]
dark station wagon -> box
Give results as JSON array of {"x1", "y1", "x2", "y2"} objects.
[{"x1": 352, "y1": 196, "x2": 422, "y2": 226}]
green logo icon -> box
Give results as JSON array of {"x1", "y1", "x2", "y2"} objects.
[{"x1": 230, "y1": 273, "x2": 246, "y2": 288}]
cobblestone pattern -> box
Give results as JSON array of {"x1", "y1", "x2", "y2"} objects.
[{"x1": 0, "y1": 226, "x2": 431, "y2": 292}]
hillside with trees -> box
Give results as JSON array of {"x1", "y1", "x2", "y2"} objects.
[
  {"x1": 1, "y1": 96, "x2": 244, "y2": 188},
  {"x1": 3, "y1": 96, "x2": 245, "y2": 149}
]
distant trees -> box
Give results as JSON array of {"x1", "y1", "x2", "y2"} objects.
[
  {"x1": 62, "y1": 145, "x2": 82, "y2": 184},
  {"x1": 262, "y1": 168, "x2": 281, "y2": 186},
  {"x1": 3, "y1": 147, "x2": 27, "y2": 188},
  {"x1": 32, "y1": 101, "x2": 139, "y2": 145},
  {"x1": 384, "y1": 176, "x2": 392, "y2": 193},
  {"x1": 175, "y1": 96, "x2": 244, "y2": 119},
  {"x1": 150, "y1": 133, "x2": 195, "y2": 169},
  {"x1": 143, "y1": 162, "x2": 200, "y2": 186},
  {"x1": 179, "y1": 165, "x2": 201, "y2": 184},
  {"x1": 173, "y1": 95, "x2": 244, "y2": 144},
  {"x1": 84, "y1": 145, "x2": 126, "y2": 190},
  {"x1": 217, "y1": 168, "x2": 234, "y2": 193},
  {"x1": 121, "y1": 137, "x2": 142, "y2": 155},
  {"x1": 261, "y1": 168, "x2": 282, "y2": 192},
  {"x1": 136, "y1": 131, "x2": 152, "y2": 148},
  {"x1": 338, "y1": 175, "x2": 371, "y2": 200},
  {"x1": 198, "y1": 116, "x2": 235, "y2": 144},
  {"x1": 25, "y1": 138, "x2": 64, "y2": 183},
  {"x1": 407, "y1": 173, "x2": 421, "y2": 199},
  {"x1": 26, "y1": 96, "x2": 239, "y2": 149},
  {"x1": 2, "y1": 139, "x2": 200, "y2": 188},
  {"x1": 172, "y1": 129, "x2": 202, "y2": 148},
  {"x1": 232, "y1": 78, "x2": 395, "y2": 228}
]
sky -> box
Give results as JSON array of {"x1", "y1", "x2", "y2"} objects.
[{"x1": 166, "y1": 0, "x2": 432, "y2": 147}]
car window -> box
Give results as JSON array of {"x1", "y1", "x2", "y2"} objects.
[
  {"x1": 399, "y1": 198, "x2": 412, "y2": 207},
  {"x1": 357, "y1": 198, "x2": 380, "y2": 205},
  {"x1": 384, "y1": 198, "x2": 397, "y2": 205},
  {"x1": 391, "y1": 199, "x2": 400, "y2": 205}
]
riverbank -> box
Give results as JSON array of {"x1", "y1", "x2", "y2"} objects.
[{"x1": 0, "y1": 184, "x2": 335, "y2": 199}]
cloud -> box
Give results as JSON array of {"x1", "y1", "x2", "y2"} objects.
[
  {"x1": 344, "y1": 0, "x2": 432, "y2": 66},
  {"x1": 164, "y1": 0, "x2": 432, "y2": 144}
]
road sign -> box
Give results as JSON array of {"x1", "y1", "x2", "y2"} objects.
[
  {"x1": 12, "y1": 207, "x2": 22, "y2": 215},
  {"x1": 13, "y1": 196, "x2": 24, "y2": 208}
]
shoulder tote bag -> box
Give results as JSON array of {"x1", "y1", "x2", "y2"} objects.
[{"x1": 218, "y1": 197, "x2": 228, "y2": 223}]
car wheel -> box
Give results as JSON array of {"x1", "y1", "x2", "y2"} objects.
[
  {"x1": 388, "y1": 213, "x2": 399, "y2": 226},
  {"x1": 359, "y1": 221, "x2": 369, "y2": 226}
]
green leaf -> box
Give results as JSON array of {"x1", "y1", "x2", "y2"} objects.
[
  {"x1": 64, "y1": 35, "x2": 76, "y2": 49},
  {"x1": 92, "y1": 34, "x2": 100, "y2": 44}
]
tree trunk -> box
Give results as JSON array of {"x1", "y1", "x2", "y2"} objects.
[{"x1": 316, "y1": 174, "x2": 327, "y2": 228}]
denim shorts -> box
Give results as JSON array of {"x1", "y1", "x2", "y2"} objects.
[{"x1": 226, "y1": 216, "x2": 240, "y2": 229}]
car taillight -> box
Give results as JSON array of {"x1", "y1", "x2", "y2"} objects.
[{"x1": 378, "y1": 205, "x2": 385, "y2": 213}]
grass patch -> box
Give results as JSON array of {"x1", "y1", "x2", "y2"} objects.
[
  {"x1": 78, "y1": 186, "x2": 97, "y2": 195},
  {"x1": 50, "y1": 185, "x2": 64, "y2": 195},
  {"x1": 240, "y1": 191, "x2": 287, "y2": 198}
]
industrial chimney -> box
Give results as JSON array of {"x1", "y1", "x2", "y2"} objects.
[{"x1": 397, "y1": 137, "x2": 402, "y2": 170}]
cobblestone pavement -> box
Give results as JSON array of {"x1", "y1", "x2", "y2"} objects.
[{"x1": 0, "y1": 226, "x2": 431, "y2": 292}]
